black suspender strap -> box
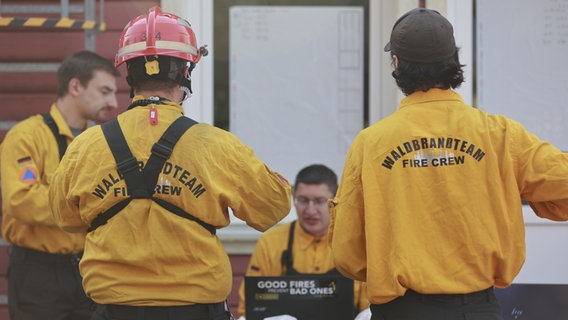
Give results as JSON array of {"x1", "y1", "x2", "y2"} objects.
[
  {"x1": 152, "y1": 198, "x2": 216, "y2": 235},
  {"x1": 42, "y1": 113, "x2": 67, "y2": 160},
  {"x1": 101, "y1": 119, "x2": 147, "y2": 197},
  {"x1": 90, "y1": 116, "x2": 216, "y2": 235},
  {"x1": 145, "y1": 116, "x2": 216, "y2": 235},
  {"x1": 279, "y1": 221, "x2": 343, "y2": 277},
  {"x1": 281, "y1": 220, "x2": 296, "y2": 274},
  {"x1": 88, "y1": 198, "x2": 133, "y2": 232},
  {"x1": 143, "y1": 116, "x2": 198, "y2": 192}
]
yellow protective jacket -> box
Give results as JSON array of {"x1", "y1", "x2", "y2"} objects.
[
  {"x1": 49, "y1": 96, "x2": 292, "y2": 306},
  {"x1": 238, "y1": 221, "x2": 369, "y2": 316},
  {"x1": 1, "y1": 104, "x2": 85, "y2": 254},
  {"x1": 329, "y1": 89, "x2": 568, "y2": 304}
]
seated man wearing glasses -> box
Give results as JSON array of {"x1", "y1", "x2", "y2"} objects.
[{"x1": 237, "y1": 164, "x2": 369, "y2": 320}]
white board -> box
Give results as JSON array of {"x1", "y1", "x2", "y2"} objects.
[
  {"x1": 476, "y1": 0, "x2": 568, "y2": 151},
  {"x1": 478, "y1": 0, "x2": 568, "y2": 284},
  {"x1": 229, "y1": 6, "x2": 364, "y2": 182}
]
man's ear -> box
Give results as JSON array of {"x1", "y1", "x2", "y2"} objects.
[
  {"x1": 68, "y1": 78, "x2": 82, "y2": 96},
  {"x1": 393, "y1": 55, "x2": 400, "y2": 69}
]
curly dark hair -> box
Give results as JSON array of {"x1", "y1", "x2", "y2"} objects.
[{"x1": 391, "y1": 49, "x2": 465, "y2": 96}]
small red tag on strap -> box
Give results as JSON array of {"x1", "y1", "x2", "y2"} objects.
[{"x1": 149, "y1": 106, "x2": 158, "y2": 125}]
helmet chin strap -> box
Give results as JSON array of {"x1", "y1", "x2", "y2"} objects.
[
  {"x1": 180, "y1": 86, "x2": 192, "y2": 103},
  {"x1": 179, "y1": 73, "x2": 193, "y2": 103}
]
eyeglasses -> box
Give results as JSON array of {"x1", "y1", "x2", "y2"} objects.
[{"x1": 294, "y1": 196, "x2": 329, "y2": 209}]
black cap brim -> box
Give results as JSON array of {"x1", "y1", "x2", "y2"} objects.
[{"x1": 384, "y1": 42, "x2": 392, "y2": 52}]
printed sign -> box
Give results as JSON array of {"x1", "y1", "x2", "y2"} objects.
[{"x1": 245, "y1": 275, "x2": 354, "y2": 320}]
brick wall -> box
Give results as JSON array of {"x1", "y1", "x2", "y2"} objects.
[{"x1": 228, "y1": 255, "x2": 252, "y2": 318}]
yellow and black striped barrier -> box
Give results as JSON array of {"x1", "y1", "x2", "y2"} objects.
[{"x1": 0, "y1": 17, "x2": 105, "y2": 31}]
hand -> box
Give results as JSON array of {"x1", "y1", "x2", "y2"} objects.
[
  {"x1": 354, "y1": 308, "x2": 371, "y2": 320},
  {"x1": 263, "y1": 315, "x2": 298, "y2": 320}
]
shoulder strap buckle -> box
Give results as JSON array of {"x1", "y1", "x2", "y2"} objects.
[
  {"x1": 117, "y1": 157, "x2": 140, "y2": 174},
  {"x1": 151, "y1": 142, "x2": 173, "y2": 160}
]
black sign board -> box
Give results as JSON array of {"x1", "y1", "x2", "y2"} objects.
[
  {"x1": 495, "y1": 284, "x2": 568, "y2": 320},
  {"x1": 245, "y1": 275, "x2": 355, "y2": 320}
]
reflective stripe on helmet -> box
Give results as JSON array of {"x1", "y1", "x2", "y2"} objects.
[{"x1": 117, "y1": 40, "x2": 198, "y2": 60}]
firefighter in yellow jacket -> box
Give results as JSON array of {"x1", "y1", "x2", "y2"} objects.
[
  {"x1": 49, "y1": 6, "x2": 291, "y2": 320},
  {"x1": 1, "y1": 51, "x2": 119, "y2": 320},
  {"x1": 329, "y1": 8, "x2": 568, "y2": 320},
  {"x1": 237, "y1": 165, "x2": 369, "y2": 319}
]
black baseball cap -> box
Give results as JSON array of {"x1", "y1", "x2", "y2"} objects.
[{"x1": 384, "y1": 8, "x2": 456, "y2": 63}]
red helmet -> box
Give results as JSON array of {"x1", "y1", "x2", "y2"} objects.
[{"x1": 115, "y1": 6, "x2": 203, "y2": 68}]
